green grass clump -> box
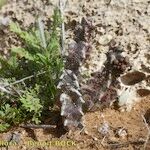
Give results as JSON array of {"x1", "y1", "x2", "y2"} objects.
[{"x1": 0, "y1": 8, "x2": 64, "y2": 132}]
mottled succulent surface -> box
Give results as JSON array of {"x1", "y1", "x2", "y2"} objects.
[
  {"x1": 57, "y1": 17, "x2": 93, "y2": 130},
  {"x1": 81, "y1": 46, "x2": 131, "y2": 111},
  {"x1": 58, "y1": 14, "x2": 133, "y2": 129}
]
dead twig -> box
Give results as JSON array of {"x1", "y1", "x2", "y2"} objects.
[
  {"x1": 20, "y1": 124, "x2": 56, "y2": 129},
  {"x1": 0, "y1": 85, "x2": 13, "y2": 95},
  {"x1": 0, "y1": 71, "x2": 46, "y2": 96},
  {"x1": 4, "y1": 71, "x2": 46, "y2": 88},
  {"x1": 107, "y1": 140, "x2": 145, "y2": 149}
]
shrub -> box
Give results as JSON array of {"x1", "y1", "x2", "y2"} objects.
[{"x1": 0, "y1": 8, "x2": 64, "y2": 131}]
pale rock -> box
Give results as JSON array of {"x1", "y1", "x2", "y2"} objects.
[{"x1": 98, "y1": 35, "x2": 112, "y2": 46}]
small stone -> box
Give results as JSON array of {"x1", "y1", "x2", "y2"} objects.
[
  {"x1": 0, "y1": 16, "x2": 10, "y2": 27},
  {"x1": 99, "y1": 35, "x2": 113, "y2": 46},
  {"x1": 115, "y1": 128, "x2": 128, "y2": 139},
  {"x1": 6, "y1": 131, "x2": 21, "y2": 143},
  {"x1": 98, "y1": 122, "x2": 110, "y2": 136}
]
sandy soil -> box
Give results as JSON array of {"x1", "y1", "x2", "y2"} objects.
[{"x1": 0, "y1": 96, "x2": 150, "y2": 150}]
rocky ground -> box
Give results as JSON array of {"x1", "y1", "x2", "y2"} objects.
[{"x1": 0, "y1": 0, "x2": 150, "y2": 150}]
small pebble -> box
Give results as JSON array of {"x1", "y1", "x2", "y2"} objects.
[
  {"x1": 115, "y1": 128, "x2": 128, "y2": 139},
  {"x1": 99, "y1": 35, "x2": 112, "y2": 46},
  {"x1": 98, "y1": 122, "x2": 110, "y2": 136}
]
